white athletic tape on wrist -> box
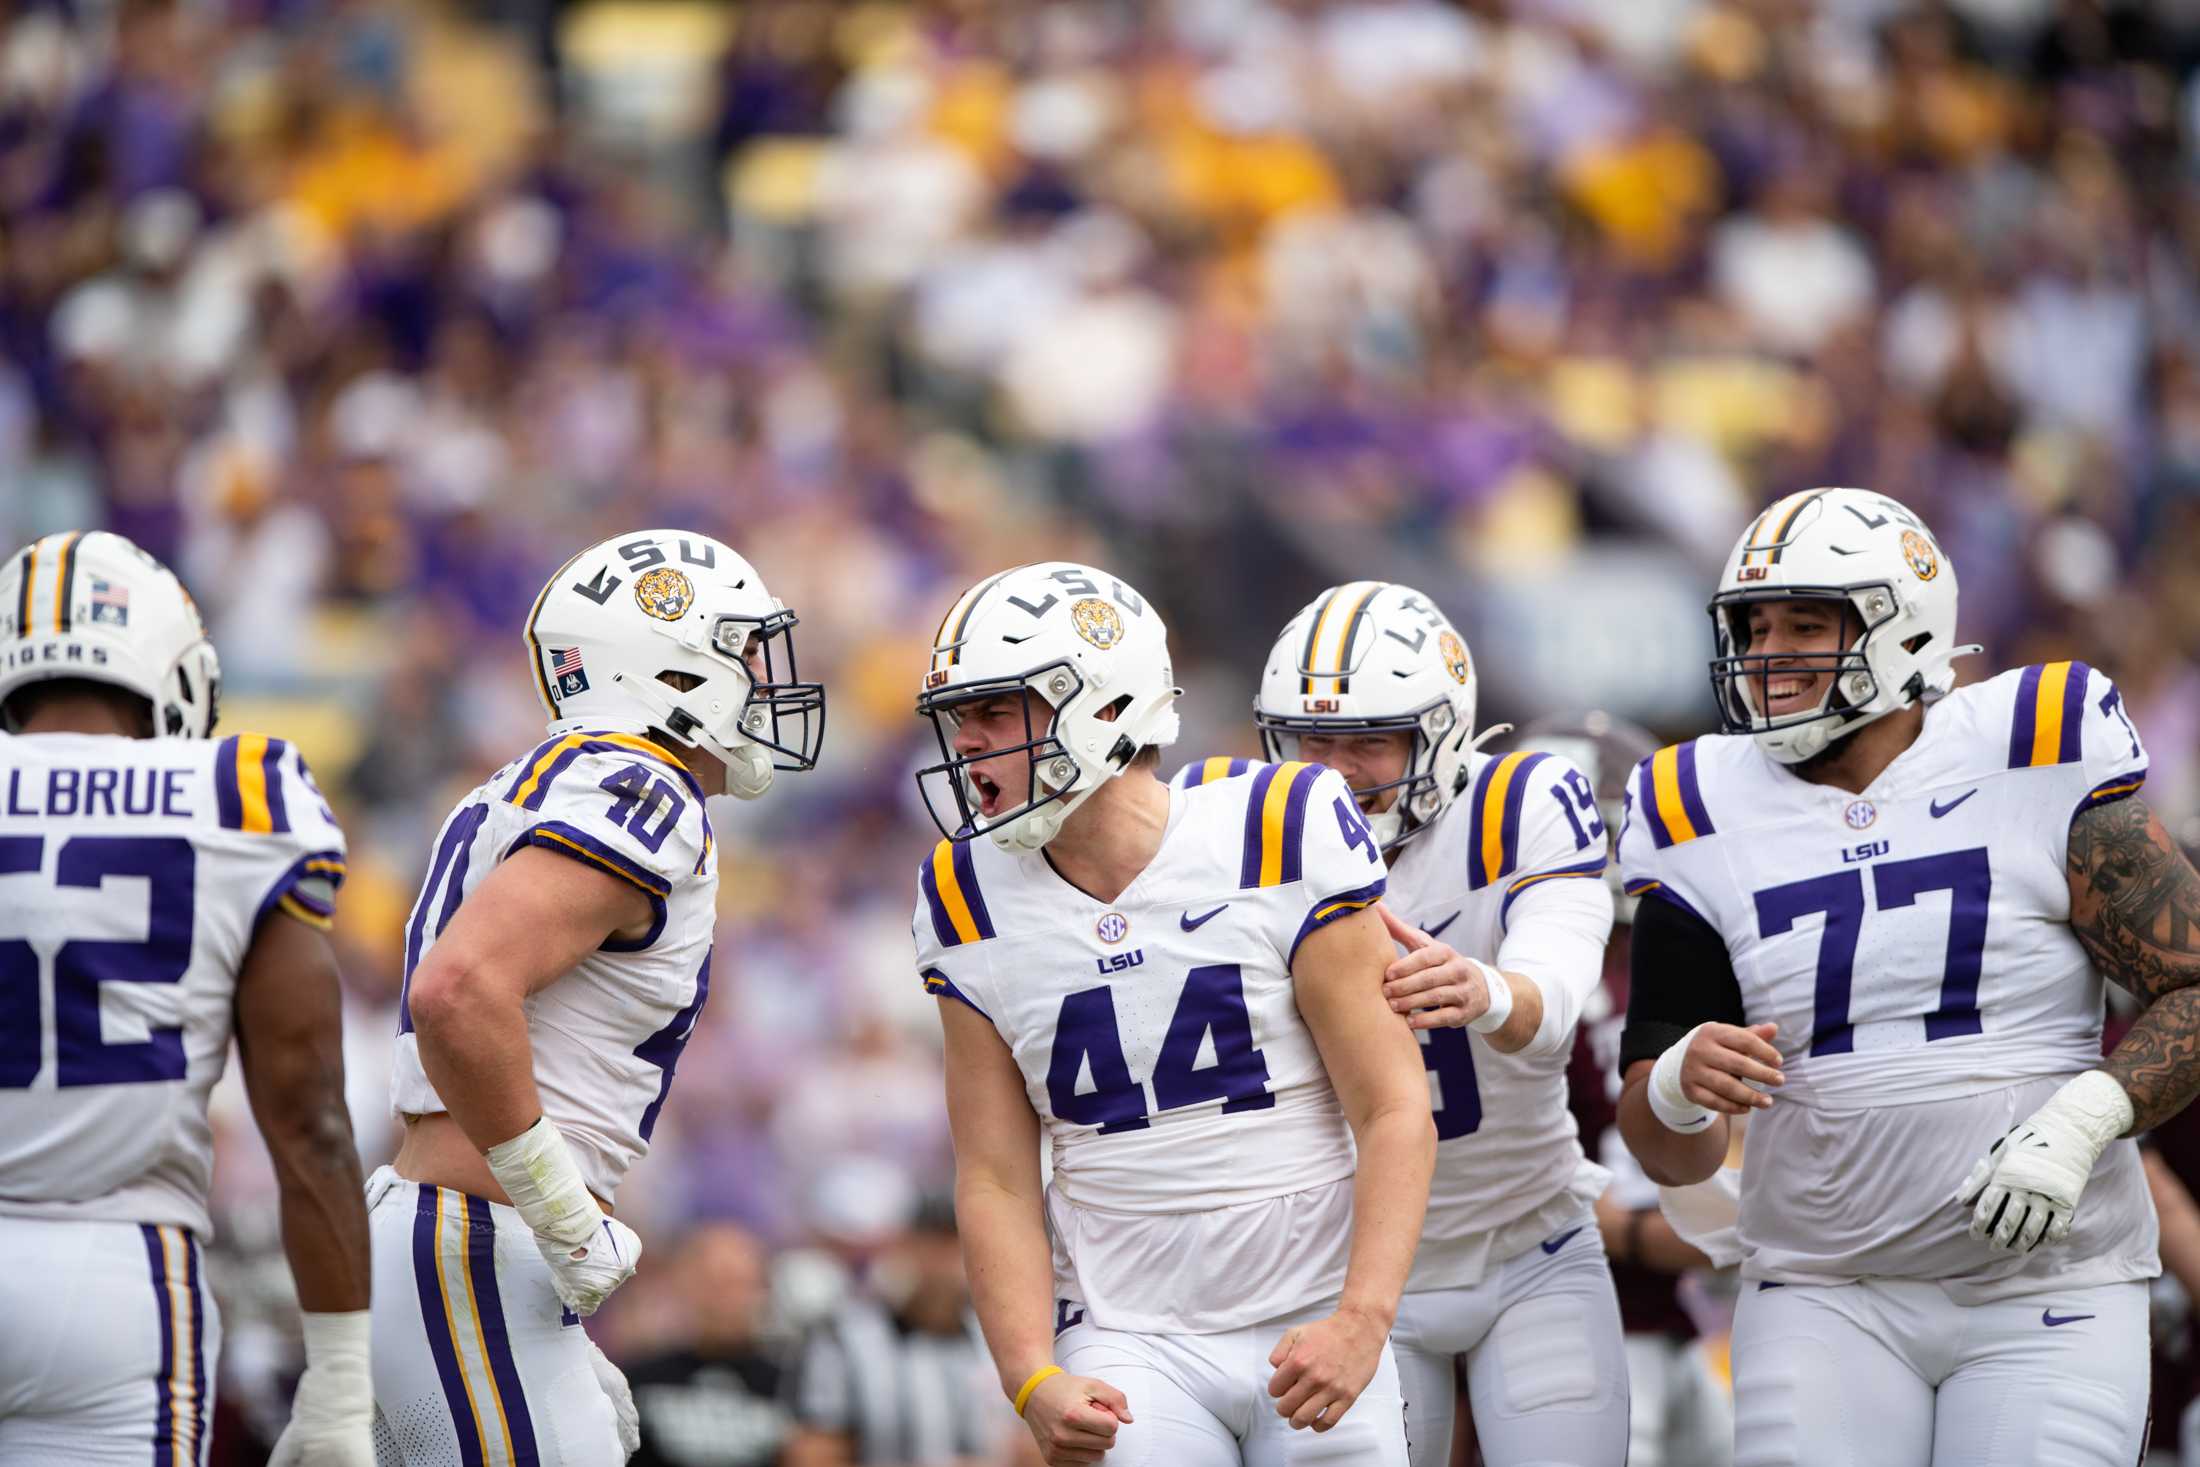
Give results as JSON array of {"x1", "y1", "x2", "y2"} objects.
[
  {"x1": 1649, "y1": 1024, "x2": 1716, "y2": 1134},
  {"x1": 1466, "y1": 961, "x2": 1514, "y2": 1034},
  {"x1": 485, "y1": 1116, "x2": 603, "y2": 1246}
]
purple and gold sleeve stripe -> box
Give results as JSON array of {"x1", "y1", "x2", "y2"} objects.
[
  {"x1": 1180, "y1": 755, "x2": 1257, "y2": 788},
  {"x1": 140, "y1": 1223, "x2": 208, "y2": 1467},
  {"x1": 1501, "y1": 854, "x2": 1610, "y2": 925},
  {"x1": 1239, "y1": 760, "x2": 1322, "y2": 888},
  {"x1": 213, "y1": 734, "x2": 292, "y2": 834},
  {"x1": 412, "y1": 1186, "x2": 538, "y2": 1466},
  {"x1": 2076, "y1": 771, "x2": 2148, "y2": 815},
  {"x1": 920, "y1": 839, "x2": 995, "y2": 948},
  {"x1": 505, "y1": 730, "x2": 702, "y2": 811},
  {"x1": 1466, "y1": 751, "x2": 1549, "y2": 888},
  {"x1": 2008, "y1": 661, "x2": 2090, "y2": 769},
  {"x1": 510, "y1": 821, "x2": 670, "y2": 898},
  {"x1": 1624, "y1": 876, "x2": 1709, "y2": 925},
  {"x1": 257, "y1": 849, "x2": 347, "y2": 932},
  {"x1": 922, "y1": 966, "x2": 992, "y2": 1020},
  {"x1": 1289, "y1": 878, "x2": 1387, "y2": 965},
  {"x1": 1634, "y1": 743, "x2": 1714, "y2": 851}
]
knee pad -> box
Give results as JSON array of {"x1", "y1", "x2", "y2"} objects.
[{"x1": 1488, "y1": 1296, "x2": 1599, "y2": 1415}]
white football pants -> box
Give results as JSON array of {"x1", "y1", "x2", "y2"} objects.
[
  {"x1": 1052, "y1": 1297, "x2": 1410, "y2": 1465},
  {"x1": 1623, "y1": 1332, "x2": 1733, "y2": 1467},
  {"x1": 1730, "y1": 1276, "x2": 2149, "y2": 1467},
  {"x1": 1390, "y1": 1215, "x2": 1631, "y2": 1467},
  {"x1": 0, "y1": 1216, "x2": 218, "y2": 1466},
  {"x1": 366, "y1": 1167, "x2": 622, "y2": 1466}
]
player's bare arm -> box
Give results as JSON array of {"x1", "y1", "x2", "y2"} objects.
[
  {"x1": 1278, "y1": 904, "x2": 1436, "y2": 1431},
  {"x1": 236, "y1": 905, "x2": 375, "y2": 1465},
  {"x1": 1616, "y1": 1021, "x2": 1780, "y2": 1189},
  {"x1": 405, "y1": 843, "x2": 655, "y2": 1152},
  {"x1": 1378, "y1": 904, "x2": 1543, "y2": 1051},
  {"x1": 940, "y1": 999, "x2": 1130, "y2": 1467},
  {"x1": 2068, "y1": 793, "x2": 2200, "y2": 1132},
  {"x1": 402, "y1": 841, "x2": 656, "y2": 1316}
]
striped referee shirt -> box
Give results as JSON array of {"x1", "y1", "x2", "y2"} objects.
[{"x1": 790, "y1": 1298, "x2": 1008, "y2": 1464}]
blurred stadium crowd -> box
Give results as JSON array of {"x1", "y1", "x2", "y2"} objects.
[{"x1": 5, "y1": 0, "x2": 2200, "y2": 1460}]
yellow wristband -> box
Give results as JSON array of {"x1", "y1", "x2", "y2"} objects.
[{"x1": 1013, "y1": 1365, "x2": 1064, "y2": 1417}]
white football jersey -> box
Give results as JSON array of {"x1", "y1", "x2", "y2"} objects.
[
  {"x1": 389, "y1": 730, "x2": 716, "y2": 1207},
  {"x1": 0, "y1": 730, "x2": 346, "y2": 1237},
  {"x1": 916, "y1": 763, "x2": 1389, "y2": 1334},
  {"x1": 1379, "y1": 748, "x2": 1615, "y2": 1289},
  {"x1": 1619, "y1": 662, "x2": 2159, "y2": 1301}
]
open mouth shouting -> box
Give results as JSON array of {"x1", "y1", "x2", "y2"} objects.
[{"x1": 970, "y1": 769, "x2": 1003, "y2": 817}]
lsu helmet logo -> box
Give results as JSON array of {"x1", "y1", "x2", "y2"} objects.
[
  {"x1": 1071, "y1": 598, "x2": 1123, "y2": 650},
  {"x1": 1438, "y1": 629, "x2": 1471, "y2": 684},
  {"x1": 634, "y1": 567, "x2": 694, "y2": 621},
  {"x1": 1900, "y1": 530, "x2": 1939, "y2": 582}
]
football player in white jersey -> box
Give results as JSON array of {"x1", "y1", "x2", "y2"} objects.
[
  {"x1": 0, "y1": 531, "x2": 374, "y2": 1466},
  {"x1": 911, "y1": 563, "x2": 1433, "y2": 1467},
  {"x1": 370, "y1": 530, "x2": 823, "y2": 1465},
  {"x1": 1616, "y1": 486, "x2": 2199, "y2": 1466},
  {"x1": 1195, "y1": 583, "x2": 1626, "y2": 1467}
]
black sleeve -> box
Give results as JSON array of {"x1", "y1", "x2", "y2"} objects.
[{"x1": 1617, "y1": 892, "x2": 1747, "y2": 1077}]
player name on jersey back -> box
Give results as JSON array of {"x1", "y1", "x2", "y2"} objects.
[
  {"x1": 3, "y1": 761, "x2": 193, "y2": 819},
  {"x1": 0, "y1": 731, "x2": 348, "y2": 1237}
]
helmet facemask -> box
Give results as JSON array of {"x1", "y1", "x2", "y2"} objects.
[
  {"x1": 1708, "y1": 585, "x2": 1910, "y2": 764},
  {"x1": 915, "y1": 662, "x2": 1109, "y2": 848},
  {"x1": 1255, "y1": 698, "x2": 1460, "y2": 851},
  {"x1": 612, "y1": 609, "x2": 825, "y2": 799}
]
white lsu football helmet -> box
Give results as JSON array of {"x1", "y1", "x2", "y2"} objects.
[
  {"x1": 1710, "y1": 487, "x2": 1979, "y2": 765},
  {"x1": 1254, "y1": 581, "x2": 1491, "y2": 851},
  {"x1": 915, "y1": 562, "x2": 1180, "y2": 851},
  {"x1": 525, "y1": 530, "x2": 824, "y2": 799},
  {"x1": 0, "y1": 530, "x2": 220, "y2": 738}
]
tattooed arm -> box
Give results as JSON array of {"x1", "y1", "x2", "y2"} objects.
[{"x1": 2067, "y1": 793, "x2": 2200, "y2": 1134}]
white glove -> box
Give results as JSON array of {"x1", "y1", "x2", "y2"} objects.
[
  {"x1": 586, "y1": 1334, "x2": 641, "y2": 1460},
  {"x1": 1957, "y1": 1070, "x2": 2135, "y2": 1253},
  {"x1": 269, "y1": 1310, "x2": 375, "y2": 1467},
  {"x1": 486, "y1": 1116, "x2": 644, "y2": 1316}
]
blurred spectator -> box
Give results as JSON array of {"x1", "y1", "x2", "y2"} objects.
[
  {"x1": 628, "y1": 1223, "x2": 794, "y2": 1467},
  {"x1": 783, "y1": 1195, "x2": 1012, "y2": 1467}
]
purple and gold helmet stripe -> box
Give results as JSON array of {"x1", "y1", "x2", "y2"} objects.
[
  {"x1": 1467, "y1": 751, "x2": 1548, "y2": 888},
  {"x1": 523, "y1": 548, "x2": 587, "y2": 714},
  {"x1": 1238, "y1": 760, "x2": 1321, "y2": 887},
  {"x1": 1639, "y1": 743, "x2": 1714, "y2": 850},
  {"x1": 50, "y1": 531, "x2": 83, "y2": 634},
  {"x1": 1298, "y1": 582, "x2": 1385, "y2": 695},
  {"x1": 1738, "y1": 490, "x2": 1826, "y2": 567},
  {"x1": 11, "y1": 542, "x2": 31, "y2": 638},
  {"x1": 2009, "y1": 661, "x2": 2089, "y2": 769},
  {"x1": 931, "y1": 567, "x2": 1019, "y2": 672}
]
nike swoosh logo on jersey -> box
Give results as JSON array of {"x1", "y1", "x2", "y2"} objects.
[
  {"x1": 1540, "y1": 1227, "x2": 1584, "y2": 1255},
  {"x1": 1426, "y1": 911, "x2": 1460, "y2": 939},
  {"x1": 2041, "y1": 1310, "x2": 2095, "y2": 1327},
  {"x1": 1181, "y1": 905, "x2": 1229, "y2": 931},
  {"x1": 1930, "y1": 789, "x2": 1979, "y2": 818}
]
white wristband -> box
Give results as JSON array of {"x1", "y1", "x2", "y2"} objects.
[
  {"x1": 293, "y1": 1310, "x2": 373, "y2": 1423},
  {"x1": 1648, "y1": 1024, "x2": 1716, "y2": 1134},
  {"x1": 1466, "y1": 961, "x2": 1514, "y2": 1034},
  {"x1": 485, "y1": 1116, "x2": 603, "y2": 1246}
]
